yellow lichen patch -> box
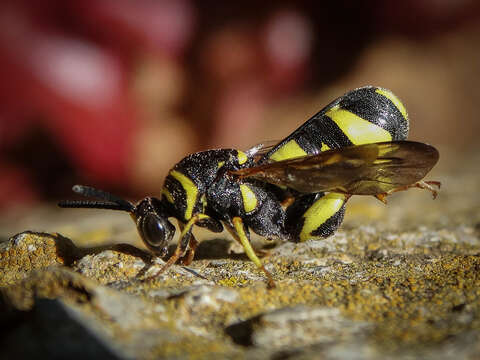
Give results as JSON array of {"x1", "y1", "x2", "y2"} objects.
[
  {"x1": 0, "y1": 232, "x2": 80, "y2": 286},
  {"x1": 218, "y1": 277, "x2": 249, "y2": 287}
]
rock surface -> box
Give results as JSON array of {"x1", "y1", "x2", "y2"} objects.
[{"x1": 1, "y1": 147, "x2": 479, "y2": 359}]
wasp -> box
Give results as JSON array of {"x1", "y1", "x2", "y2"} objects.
[{"x1": 59, "y1": 86, "x2": 440, "y2": 287}]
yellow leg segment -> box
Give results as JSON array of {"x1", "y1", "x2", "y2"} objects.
[{"x1": 232, "y1": 217, "x2": 275, "y2": 288}]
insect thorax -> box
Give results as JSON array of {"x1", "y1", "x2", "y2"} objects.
[{"x1": 160, "y1": 149, "x2": 251, "y2": 222}]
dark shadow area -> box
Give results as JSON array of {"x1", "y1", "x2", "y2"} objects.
[
  {"x1": 270, "y1": 350, "x2": 303, "y2": 360},
  {"x1": 193, "y1": 237, "x2": 277, "y2": 261},
  {"x1": 192, "y1": 238, "x2": 233, "y2": 260},
  {"x1": 225, "y1": 316, "x2": 258, "y2": 347},
  {"x1": 0, "y1": 297, "x2": 121, "y2": 360}
]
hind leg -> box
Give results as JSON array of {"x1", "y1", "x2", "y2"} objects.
[{"x1": 375, "y1": 180, "x2": 441, "y2": 204}]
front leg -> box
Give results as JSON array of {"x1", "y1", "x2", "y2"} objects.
[
  {"x1": 145, "y1": 213, "x2": 211, "y2": 279},
  {"x1": 179, "y1": 236, "x2": 199, "y2": 266}
]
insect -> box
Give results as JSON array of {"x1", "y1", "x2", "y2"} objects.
[{"x1": 59, "y1": 86, "x2": 440, "y2": 287}]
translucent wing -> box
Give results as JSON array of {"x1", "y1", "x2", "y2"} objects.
[
  {"x1": 244, "y1": 140, "x2": 280, "y2": 162},
  {"x1": 232, "y1": 141, "x2": 439, "y2": 195}
]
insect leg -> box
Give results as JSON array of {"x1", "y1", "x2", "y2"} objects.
[
  {"x1": 174, "y1": 222, "x2": 198, "y2": 266},
  {"x1": 180, "y1": 237, "x2": 199, "y2": 266},
  {"x1": 226, "y1": 217, "x2": 276, "y2": 288},
  {"x1": 145, "y1": 213, "x2": 210, "y2": 279},
  {"x1": 374, "y1": 180, "x2": 441, "y2": 204}
]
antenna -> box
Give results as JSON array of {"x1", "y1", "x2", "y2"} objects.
[{"x1": 58, "y1": 185, "x2": 134, "y2": 212}]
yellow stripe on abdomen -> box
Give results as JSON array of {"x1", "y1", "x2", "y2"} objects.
[
  {"x1": 326, "y1": 106, "x2": 392, "y2": 145},
  {"x1": 269, "y1": 139, "x2": 307, "y2": 162},
  {"x1": 300, "y1": 193, "x2": 346, "y2": 242},
  {"x1": 169, "y1": 170, "x2": 198, "y2": 220}
]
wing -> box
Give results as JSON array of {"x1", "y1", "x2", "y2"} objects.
[
  {"x1": 245, "y1": 140, "x2": 280, "y2": 162},
  {"x1": 231, "y1": 141, "x2": 439, "y2": 195}
]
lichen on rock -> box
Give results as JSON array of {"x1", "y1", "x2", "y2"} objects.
[{"x1": 1, "y1": 149, "x2": 480, "y2": 359}]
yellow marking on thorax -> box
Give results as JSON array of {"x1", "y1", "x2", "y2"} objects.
[
  {"x1": 270, "y1": 139, "x2": 307, "y2": 162},
  {"x1": 161, "y1": 187, "x2": 175, "y2": 203},
  {"x1": 217, "y1": 160, "x2": 225, "y2": 169},
  {"x1": 326, "y1": 106, "x2": 392, "y2": 145},
  {"x1": 320, "y1": 143, "x2": 330, "y2": 151},
  {"x1": 375, "y1": 88, "x2": 408, "y2": 120},
  {"x1": 300, "y1": 193, "x2": 346, "y2": 242},
  {"x1": 240, "y1": 184, "x2": 258, "y2": 213},
  {"x1": 169, "y1": 170, "x2": 198, "y2": 220},
  {"x1": 237, "y1": 151, "x2": 248, "y2": 165}
]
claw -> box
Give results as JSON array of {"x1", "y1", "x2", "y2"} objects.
[
  {"x1": 372, "y1": 179, "x2": 441, "y2": 204},
  {"x1": 261, "y1": 265, "x2": 276, "y2": 289},
  {"x1": 415, "y1": 180, "x2": 440, "y2": 199},
  {"x1": 374, "y1": 193, "x2": 388, "y2": 204}
]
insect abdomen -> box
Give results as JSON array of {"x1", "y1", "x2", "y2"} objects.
[
  {"x1": 268, "y1": 86, "x2": 409, "y2": 242},
  {"x1": 285, "y1": 192, "x2": 347, "y2": 242},
  {"x1": 264, "y1": 86, "x2": 409, "y2": 163}
]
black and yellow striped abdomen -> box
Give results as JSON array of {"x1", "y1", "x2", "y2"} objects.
[
  {"x1": 263, "y1": 86, "x2": 408, "y2": 163},
  {"x1": 263, "y1": 86, "x2": 409, "y2": 242}
]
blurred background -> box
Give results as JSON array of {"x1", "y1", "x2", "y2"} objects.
[{"x1": 1, "y1": 0, "x2": 480, "y2": 215}]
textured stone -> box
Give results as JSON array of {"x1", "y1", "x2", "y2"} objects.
[
  {"x1": 251, "y1": 306, "x2": 370, "y2": 348},
  {"x1": 0, "y1": 147, "x2": 479, "y2": 359},
  {"x1": 0, "y1": 231, "x2": 80, "y2": 286}
]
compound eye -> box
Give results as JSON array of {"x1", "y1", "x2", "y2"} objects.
[{"x1": 140, "y1": 213, "x2": 174, "y2": 253}]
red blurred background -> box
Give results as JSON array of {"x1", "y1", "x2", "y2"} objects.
[{"x1": 1, "y1": 0, "x2": 479, "y2": 212}]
